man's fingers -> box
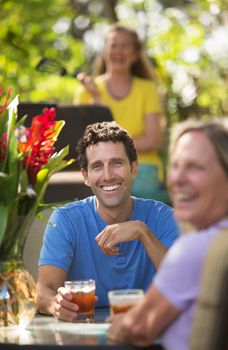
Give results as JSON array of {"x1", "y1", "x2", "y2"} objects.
[
  {"x1": 53, "y1": 301, "x2": 78, "y2": 322},
  {"x1": 99, "y1": 245, "x2": 120, "y2": 256}
]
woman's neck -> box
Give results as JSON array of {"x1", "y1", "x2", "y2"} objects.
[{"x1": 105, "y1": 72, "x2": 133, "y2": 100}]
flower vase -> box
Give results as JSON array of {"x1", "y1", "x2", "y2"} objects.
[{"x1": 0, "y1": 260, "x2": 37, "y2": 328}]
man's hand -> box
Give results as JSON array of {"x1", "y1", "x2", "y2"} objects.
[
  {"x1": 53, "y1": 287, "x2": 79, "y2": 322},
  {"x1": 95, "y1": 221, "x2": 145, "y2": 255},
  {"x1": 53, "y1": 287, "x2": 99, "y2": 322}
]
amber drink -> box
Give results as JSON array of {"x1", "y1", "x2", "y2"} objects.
[
  {"x1": 64, "y1": 279, "x2": 95, "y2": 322},
  {"x1": 108, "y1": 289, "x2": 144, "y2": 315}
]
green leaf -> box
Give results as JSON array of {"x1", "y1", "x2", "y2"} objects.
[
  {"x1": 51, "y1": 120, "x2": 65, "y2": 139},
  {"x1": 0, "y1": 203, "x2": 8, "y2": 246},
  {"x1": 0, "y1": 172, "x2": 14, "y2": 202},
  {"x1": 16, "y1": 114, "x2": 28, "y2": 127},
  {"x1": 8, "y1": 131, "x2": 19, "y2": 175},
  {"x1": 44, "y1": 146, "x2": 75, "y2": 177},
  {"x1": 7, "y1": 96, "x2": 19, "y2": 133},
  {"x1": 36, "y1": 200, "x2": 75, "y2": 213},
  {"x1": 0, "y1": 110, "x2": 9, "y2": 138},
  {"x1": 18, "y1": 169, "x2": 29, "y2": 195},
  {"x1": 32, "y1": 146, "x2": 74, "y2": 210}
]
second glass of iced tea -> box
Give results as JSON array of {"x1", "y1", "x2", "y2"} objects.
[
  {"x1": 108, "y1": 289, "x2": 144, "y2": 314},
  {"x1": 64, "y1": 279, "x2": 96, "y2": 322}
]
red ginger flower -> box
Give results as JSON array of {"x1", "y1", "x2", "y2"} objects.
[{"x1": 21, "y1": 107, "x2": 58, "y2": 186}]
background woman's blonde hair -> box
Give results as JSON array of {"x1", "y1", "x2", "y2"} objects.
[
  {"x1": 169, "y1": 118, "x2": 228, "y2": 175},
  {"x1": 92, "y1": 23, "x2": 157, "y2": 82}
]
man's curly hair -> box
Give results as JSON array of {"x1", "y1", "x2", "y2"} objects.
[{"x1": 76, "y1": 121, "x2": 137, "y2": 170}]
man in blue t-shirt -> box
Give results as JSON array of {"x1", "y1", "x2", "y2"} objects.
[{"x1": 37, "y1": 121, "x2": 179, "y2": 321}]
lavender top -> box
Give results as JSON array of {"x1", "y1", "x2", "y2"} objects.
[{"x1": 154, "y1": 218, "x2": 228, "y2": 350}]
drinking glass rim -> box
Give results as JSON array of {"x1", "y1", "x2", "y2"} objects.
[
  {"x1": 108, "y1": 289, "x2": 144, "y2": 296},
  {"x1": 64, "y1": 279, "x2": 95, "y2": 286}
]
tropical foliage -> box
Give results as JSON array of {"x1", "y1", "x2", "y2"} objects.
[{"x1": 0, "y1": 0, "x2": 228, "y2": 123}]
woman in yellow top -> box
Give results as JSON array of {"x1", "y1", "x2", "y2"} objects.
[{"x1": 74, "y1": 23, "x2": 169, "y2": 202}]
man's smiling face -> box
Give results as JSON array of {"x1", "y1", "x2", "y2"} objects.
[{"x1": 82, "y1": 141, "x2": 138, "y2": 212}]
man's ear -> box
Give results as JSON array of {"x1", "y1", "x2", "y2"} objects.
[
  {"x1": 81, "y1": 168, "x2": 91, "y2": 187},
  {"x1": 131, "y1": 160, "x2": 138, "y2": 180}
]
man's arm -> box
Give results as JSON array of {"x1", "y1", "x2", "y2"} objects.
[
  {"x1": 36, "y1": 265, "x2": 79, "y2": 321},
  {"x1": 95, "y1": 220, "x2": 168, "y2": 270},
  {"x1": 108, "y1": 284, "x2": 180, "y2": 346}
]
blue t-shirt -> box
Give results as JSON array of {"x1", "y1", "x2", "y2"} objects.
[{"x1": 39, "y1": 196, "x2": 179, "y2": 306}]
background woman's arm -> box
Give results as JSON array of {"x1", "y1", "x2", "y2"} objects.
[{"x1": 133, "y1": 113, "x2": 162, "y2": 153}]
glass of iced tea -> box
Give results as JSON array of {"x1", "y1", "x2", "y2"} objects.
[
  {"x1": 64, "y1": 279, "x2": 96, "y2": 322},
  {"x1": 108, "y1": 289, "x2": 144, "y2": 315}
]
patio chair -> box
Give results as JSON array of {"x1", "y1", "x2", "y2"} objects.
[{"x1": 189, "y1": 230, "x2": 228, "y2": 350}]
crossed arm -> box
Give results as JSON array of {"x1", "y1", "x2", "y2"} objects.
[{"x1": 95, "y1": 220, "x2": 168, "y2": 270}]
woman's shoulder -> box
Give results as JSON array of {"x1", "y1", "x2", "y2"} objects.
[
  {"x1": 94, "y1": 75, "x2": 106, "y2": 85},
  {"x1": 133, "y1": 77, "x2": 158, "y2": 93},
  {"x1": 167, "y1": 226, "x2": 221, "y2": 264},
  {"x1": 133, "y1": 76, "x2": 155, "y2": 86}
]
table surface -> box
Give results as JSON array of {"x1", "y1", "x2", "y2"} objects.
[{"x1": 0, "y1": 308, "x2": 163, "y2": 349}]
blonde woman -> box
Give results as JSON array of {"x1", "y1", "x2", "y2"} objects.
[{"x1": 75, "y1": 23, "x2": 169, "y2": 202}]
